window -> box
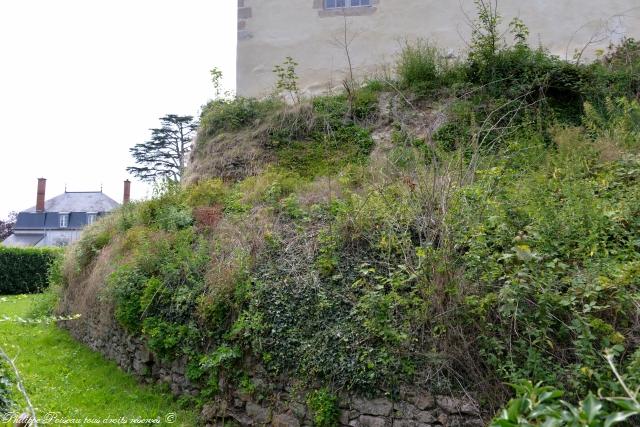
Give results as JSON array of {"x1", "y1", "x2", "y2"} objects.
[
  {"x1": 87, "y1": 213, "x2": 97, "y2": 225},
  {"x1": 325, "y1": 0, "x2": 370, "y2": 9},
  {"x1": 59, "y1": 213, "x2": 69, "y2": 228}
]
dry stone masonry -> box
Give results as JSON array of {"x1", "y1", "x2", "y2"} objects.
[
  {"x1": 60, "y1": 300, "x2": 483, "y2": 426},
  {"x1": 201, "y1": 384, "x2": 483, "y2": 427}
]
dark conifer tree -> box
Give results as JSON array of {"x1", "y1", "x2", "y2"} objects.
[{"x1": 127, "y1": 115, "x2": 198, "y2": 182}]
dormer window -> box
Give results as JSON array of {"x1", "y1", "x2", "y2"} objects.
[
  {"x1": 59, "y1": 213, "x2": 69, "y2": 228},
  {"x1": 325, "y1": 0, "x2": 371, "y2": 9},
  {"x1": 87, "y1": 213, "x2": 97, "y2": 225}
]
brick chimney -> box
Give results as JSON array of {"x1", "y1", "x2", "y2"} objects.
[
  {"x1": 36, "y1": 178, "x2": 46, "y2": 212},
  {"x1": 123, "y1": 180, "x2": 131, "y2": 204}
]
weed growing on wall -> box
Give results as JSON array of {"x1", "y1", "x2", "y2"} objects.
[{"x1": 306, "y1": 388, "x2": 340, "y2": 427}]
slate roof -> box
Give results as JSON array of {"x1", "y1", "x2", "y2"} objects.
[
  {"x1": 15, "y1": 212, "x2": 45, "y2": 228},
  {"x1": 24, "y1": 192, "x2": 119, "y2": 213},
  {"x1": 14, "y1": 211, "x2": 108, "y2": 230},
  {"x1": 13, "y1": 191, "x2": 119, "y2": 231}
]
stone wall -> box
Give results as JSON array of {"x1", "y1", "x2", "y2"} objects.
[
  {"x1": 59, "y1": 306, "x2": 200, "y2": 397},
  {"x1": 58, "y1": 284, "x2": 483, "y2": 426},
  {"x1": 202, "y1": 381, "x2": 484, "y2": 427},
  {"x1": 60, "y1": 310, "x2": 483, "y2": 426}
]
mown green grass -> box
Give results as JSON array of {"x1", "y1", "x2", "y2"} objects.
[{"x1": 0, "y1": 294, "x2": 197, "y2": 426}]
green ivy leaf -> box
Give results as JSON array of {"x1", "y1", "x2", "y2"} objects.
[
  {"x1": 539, "y1": 390, "x2": 564, "y2": 404},
  {"x1": 604, "y1": 411, "x2": 637, "y2": 427},
  {"x1": 582, "y1": 393, "x2": 603, "y2": 423}
]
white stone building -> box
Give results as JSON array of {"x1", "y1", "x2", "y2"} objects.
[{"x1": 236, "y1": 0, "x2": 640, "y2": 97}]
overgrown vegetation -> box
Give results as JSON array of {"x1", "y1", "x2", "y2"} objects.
[
  {"x1": 56, "y1": 1, "x2": 640, "y2": 422},
  {"x1": 450, "y1": 123, "x2": 640, "y2": 398},
  {"x1": 0, "y1": 247, "x2": 61, "y2": 295},
  {"x1": 307, "y1": 388, "x2": 340, "y2": 427},
  {"x1": 491, "y1": 353, "x2": 640, "y2": 426}
]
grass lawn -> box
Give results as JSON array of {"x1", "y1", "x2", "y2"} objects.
[{"x1": 0, "y1": 294, "x2": 197, "y2": 426}]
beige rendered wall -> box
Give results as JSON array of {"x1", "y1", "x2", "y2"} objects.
[{"x1": 236, "y1": 0, "x2": 640, "y2": 97}]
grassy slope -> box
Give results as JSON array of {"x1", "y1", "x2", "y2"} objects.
[{"x1": 0, "y1": 294, "x2": 196, "y2": 426}]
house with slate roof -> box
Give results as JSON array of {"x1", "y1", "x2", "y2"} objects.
[{"x1": 1, "y1": 178, "x2": 130, "y2": 248}]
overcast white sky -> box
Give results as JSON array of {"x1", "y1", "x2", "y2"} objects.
[{"x1": 0, "y1": 0, "x2": 237, "y2": 219}]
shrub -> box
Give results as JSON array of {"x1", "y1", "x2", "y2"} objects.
[
  {"x1": 27, "y1": 246, "x2": 68, "y2": 319},
  {"x1": 584, "y1": 97, "x2": 640, "y2": 148},
  {"x1": 432, "y1": 100, "x2": 477, "y2": 151},
  {"x1": 27, "y1": 287, "x2": 62, "y2": 319},
  {"x1": 449, "y1": 126, "x2": 640, "y2": 400},
  {"x1": 596, "y1": 38, "x2": 640, "y2": 101},
  {"x1": 185, "y1": 179, "x2": 227, "y2": 208},
  {"x1": 142, "y1": 317, "x2": 201, "y2": 360},
  {"x1": 200, "y1": 97, "x2": 279, "y2": 138},
  {"x1": 312, "y1": 95, "x2": 350, "y2": 129},
  {"x1": 199, "y1": 344, "x2": 241, "y2": 375},
  {"x1": 266, "y1": 93, "x2": 374, "y2": 179},
  {"x1": 228, "y1": 169, "x2": 302, "y2": 210},
  {"x1": 27, "y1": 251, "x2": 65, "y2": 318},
  {"x1": 603, "y1": 38, "x2": 640, "y2": 70},
  {"x1": 352, "y1": 86, "x2": 379, "y2": 121},
  {"x1": 460, "y1": 5, "x2": 639, "y2": 129},
  {"x1": 0, "y1": 247, "x2": 61, "y2": 295},
  {"x1": 105, "y1": 220, "x2": 213, "y2": 359},
  {"x1": 307, "y1": 388, "x2": 340, "y2": 427},
  {"x1": 74, "y1": 220, "x2": 114, "y2": 270},
  {"x1": 108, "y1": 264, "x2": 146, "y2": 332},
  {"x1": 155, "y1": 205, "x2": 193, "y2": 231},
  {"x1": 273, "y1": 56, "x2": 300, "y2": 103},
  {"x1": 491, "y1": 373, "x2": 640, "y2": 427},
  {"x1": 397, "y1": 40, "x2": 447, "y2": 95}
]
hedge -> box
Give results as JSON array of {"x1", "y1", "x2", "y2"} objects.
[{"x1": 0, "y1": 247, "x2": 62, "y2": 295}]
